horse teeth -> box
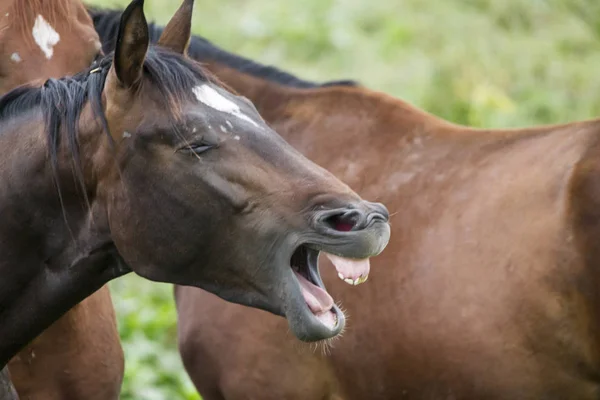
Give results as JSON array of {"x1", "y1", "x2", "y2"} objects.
[{"x1": 339, "y1": 274, "x2": 368, "y2": 285}]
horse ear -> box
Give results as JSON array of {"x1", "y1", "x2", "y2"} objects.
[
  {"x1": 112, "y1": 0, "x2": 149, "y2": 87},
  {"x1": 157, "y1": 0, "x2": 194, "y2": 55}
]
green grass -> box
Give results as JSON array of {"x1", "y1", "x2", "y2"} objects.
[{"x1": 84, "y1": 0, "x2": 600, "y2": 398}]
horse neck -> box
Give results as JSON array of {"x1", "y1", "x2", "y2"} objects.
[
  {"x1": 204, "y1": 61, "x2": 450, "y2": 148},
  {"x1": 0, "y1": 109, "x2": 99, "y2": 253},
  {"x1": 201, "y1": 63, "x2": 289, "y2": 122},
  {"x1": 0, "y1": 110, "x2": 120, "y2": 366}
]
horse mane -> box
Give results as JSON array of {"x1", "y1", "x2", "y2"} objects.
[
  {"x1": 7, "y1": 0, "x2": 75, "y2": 43},
  {"x1": 87, "y1": 7, "x2": 359, "y2": 90},
  {"x1": 0, "y1": 47, "x2": 210, "y2": 201}
]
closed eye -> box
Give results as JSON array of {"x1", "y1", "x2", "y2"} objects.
[{"x1": 181, "y1": 142, "x2": 217, "y2": 155}]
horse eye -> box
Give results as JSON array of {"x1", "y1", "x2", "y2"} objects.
[{"x1": 187, "y1": 143, "x2": 215, "y2": 154}]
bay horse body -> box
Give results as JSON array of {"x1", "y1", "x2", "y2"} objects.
[
  {"x1": 93, "y1": 11, "x2": 600, "y2": 399},
  {"x1": 0, "y1": 1, "x2": 123, "y2": 398},
  {"x1": 0, "y1": 2, "x2": 390, "y2": 399}
]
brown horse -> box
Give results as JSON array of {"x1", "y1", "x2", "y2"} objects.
[
  {"x1": 0, "y1": 1, "x2": 123, "y2": 399},
  {"x1": 0, "y1": 1, "x2": 390, "y2": 400},
  {"x1": 0, "y1": 0, "x2": 102, "y2": 93},
  {"x1": 93, "y1": 10, "x2": 600, "y2": 400}
]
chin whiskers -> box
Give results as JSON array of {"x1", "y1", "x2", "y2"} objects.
[{"x1": 293, "y1": 302, "x2": 349, "y2": 357}]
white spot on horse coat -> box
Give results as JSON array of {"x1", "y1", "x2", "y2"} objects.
[
  {"x1": 123, "y1": 131, "x2": 132, "y2": 138},
  {"x1": 32, "y1": 15, "x2": 60, "y2": 59},
  {"x1": 10, "y1": 53, "x2": 21, "y2": 63},
  {"x1": 192, "y1": 85, "x2": 259, "y2": 128},
  {"x1": 387, "y1": 171, "x2": 417, "y2": 191}
]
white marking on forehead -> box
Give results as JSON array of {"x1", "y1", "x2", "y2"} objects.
[
  {"x1": 5, "y1": 13, "x2": 9, "y2": 17},
  {"x1": 10, "y1": 53, "x2": 21, "y2": 63},
  {"x1": 219, "y1": 125, "x2": 227, "y2": 133},
  {"x1": 32, "y1": 15, "x2": 60, "y2": 60},
  {"x1": 192, "y1": 85, "x2": 259, "y2": 128},
  {"x1": 123, "y1": 131, "x2": 132, "y2": 138}
]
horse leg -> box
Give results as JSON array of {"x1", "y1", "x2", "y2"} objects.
[{"x1": 0, "y1": 367, "x2": 18, "y2": 400}]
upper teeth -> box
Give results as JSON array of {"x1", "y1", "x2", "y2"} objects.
[{"x1": 338, "y1": 273, "x2": 368, "y2": 286}]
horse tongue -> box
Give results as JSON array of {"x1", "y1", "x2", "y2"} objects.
[
  {"x1": 324, "y1": 252, "x2": 370, "y2": 286},
  {"x1": 293, "y1": 271, "x2": 334, "y2": 314}
]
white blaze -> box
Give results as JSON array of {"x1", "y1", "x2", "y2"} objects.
[
  {"x1": 192, "y1": 85, "x2": 259, "y2": 128},
  {"x1": 32, "y1": 15, "x2": 60, "y2": 59},
  {"x1": 10, "y1": 53, "x2": 21, "y2": 63}
]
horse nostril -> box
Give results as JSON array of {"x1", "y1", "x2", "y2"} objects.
[
  {"x1": 322, "y1": 210, "x2": 362, "y2": 232},
  {"x1": 366, "y1": 202, "x2": 389, "y2": 223},
  {"x1": 365, "y1": 211, "x2": 388, "y2": 227},
  {"x1": 318, "y1": 202, "x2": 389, "y2": 232}
]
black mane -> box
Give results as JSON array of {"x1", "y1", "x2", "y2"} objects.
[
  {"x1": 88, "y1": 7, "x2": 359, "y2": 89},
  {"x1": 0, "y1": 47, "x2": 210, "y2": 198}
]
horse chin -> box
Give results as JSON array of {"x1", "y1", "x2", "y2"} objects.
[{"x1": 285, "y1": 301, "x2": 346, "y2": 343}]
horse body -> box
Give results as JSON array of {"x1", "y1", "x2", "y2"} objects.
[{"x1": 127, "y1": 33, "x2": 600, "y2": 399}]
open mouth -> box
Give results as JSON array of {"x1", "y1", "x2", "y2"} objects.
[
  {"x1": 291, "y1": 246, "x2": 337, "y2": 330},
  {"x1": 290, "y1": 243, "x2": 371, "y2": 331},
  {"x1": 282, "y1": 202, "x2": 389, "y2": 340}
]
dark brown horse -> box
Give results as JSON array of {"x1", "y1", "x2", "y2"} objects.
[
  {"x1": 0, "y1": 1, "x2": 123, "y2": 399},
  {"x1": 0, "y1": 1, "x2": 390, "y2": 399},
  {"x1": 93, "y1": 9, "x2": 600, "y2": 400}
]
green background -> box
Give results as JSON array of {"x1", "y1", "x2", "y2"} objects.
[{"x1": 85, "y1": 0, "x2": 600, "y2": 398}]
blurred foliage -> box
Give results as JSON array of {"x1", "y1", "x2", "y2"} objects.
[
  {"x1": 84, "y1": 0, "x2": 600, "y2": 398},
  {"x1": 107, "y1": 276, "x2": 199, "y2": 400}
]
